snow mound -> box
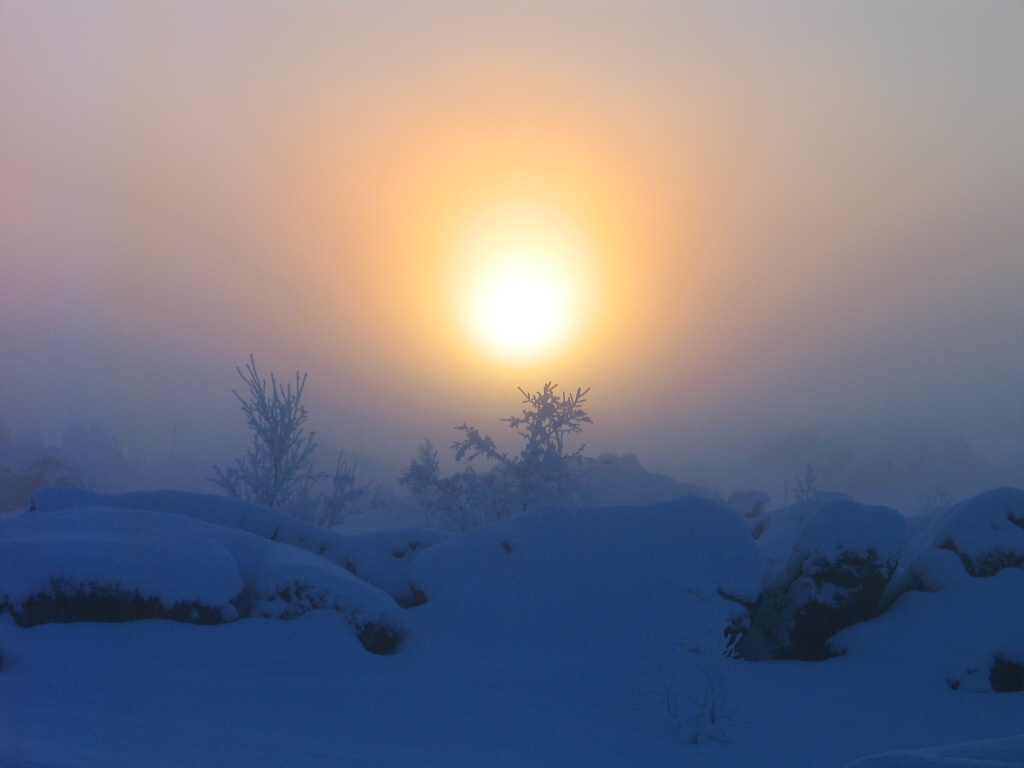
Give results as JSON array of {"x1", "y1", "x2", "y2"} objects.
[
  {"x1": 750, "y1": 493, "x2": 855, "y2": 570},
  {"x1": 834, "y1": 565, "x2": 1024, "y2": 691},
  {"x1": 740, "y1": 499, "x2": 907, "y2": 660},
  {"x1": 931, "y1": 488, "x2": 1024, "y2": 577},
  {"x1": 341, "y1": 527, "x2": 451, "y2": 606},
  {"x1": 890, "y1": 547, "x2": 972, "y2": 597},
  {"x1": 3, "y1": 501, "x2": 406, "y2": 653},
  {"x1": 0, "y1": 506, "x2": 243, "y2": 623},
  {"x1": 30, "y1": 487, "x2": 348, "y2": 559},
  {"x1": 28, "y1": 488, "x2": 450, "y2": 603},
  {"x1": 847, "y1": 733, "x2": 1024, "y2": 767},
  {"x1": 408, "y1": 496, "x2": 763, "y2": 658}
]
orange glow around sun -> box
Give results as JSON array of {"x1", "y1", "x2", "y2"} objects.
[{"x1": 355, "y1": 104, "x2": 667, "y2": 389}]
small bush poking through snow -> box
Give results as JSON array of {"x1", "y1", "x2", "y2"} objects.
[
  {"x1": 6, "y1": 576, "x2": 229, "y2": 627},
  {"x1": 658, "y1": 619, "x2": 740, "y2": 744}
]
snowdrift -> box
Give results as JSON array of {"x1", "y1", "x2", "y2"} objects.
[
  {"x1": 847, "y1": 734, "x2": 1024, "y2": 768},
  {"x1": 4, "y1": 486, "x2": 1024, "y2": 767},
  {"x1": 29, "y1": 487, "x2": 449, "y2": 606},
  {"x1": 407, "y1": 495, "x2": 764, "y2": 659}
]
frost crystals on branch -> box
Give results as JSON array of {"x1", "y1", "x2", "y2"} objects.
[{"x1": 210, "y1": 355, "x2": 367, "y2": 526}]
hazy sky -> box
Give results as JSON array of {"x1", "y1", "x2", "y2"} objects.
[{"x1": 2, "y1": 1, "x2": 1023, "y2": 484}]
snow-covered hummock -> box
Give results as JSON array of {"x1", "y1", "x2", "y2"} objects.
[
  {"x1": 0, "y1": 506, "x2": 243, "y2": 617},
  {"x1": 749, "y1": 492, "x2": 856, "y2": 570},
  {"x1": 834, "y1": 549, "x2": 1024, "y2": 693},
  {"x1": 847, "y1": 733, "x2": 1024, "y2": 767},
  {"x1": 4, "y1": 489, "x2": 1024, "y2": 767},
  {"x1": 6, "y1": 492, "x2": 407, "y2": 648},
  {"x1": 28, "y1": 488, "x2": 448, "y2": 602},
  {"x1": 929, "y1": 487, "x2": 1024, "y2": 576},
  {"x1": 740, "y1": 500, "x2": 907, "y2": 660},
  {"x1": 790, "y1": 499, "x2": 906, "y2": 569},
  {"x1": 882, "y1": 487, "x2": 1024, "y2": 604},
  {"x1": 30, "y1": 488, "x2": 350, "y2": 561},
  {"x1": 407, "y1": 496, "x2": 763, "y2": 659}
]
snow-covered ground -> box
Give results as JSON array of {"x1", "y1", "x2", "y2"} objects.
[{"x1": 2, "y1": 488, "x2": 1022, "y2": 767}]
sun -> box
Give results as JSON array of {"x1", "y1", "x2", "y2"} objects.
[
  {"x1": 451, "y1": 196, "x2": 589, "y2": 361},
  {"x1": 472, "y1": 255, "x2": 573, "y2": 357}
]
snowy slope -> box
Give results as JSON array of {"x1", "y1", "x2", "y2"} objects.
[
  {"x1": 847, "y1": 734, "x2": 1024, "y2": 768},
  {"x1": 2, "y1": 490, "x2": 1023, "y2": 767}
]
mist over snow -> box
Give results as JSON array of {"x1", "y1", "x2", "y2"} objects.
[{"x1": 2, "y1": 1, "x2": 1024, "y2": 484}]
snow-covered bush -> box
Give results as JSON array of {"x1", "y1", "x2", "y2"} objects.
[
  {"x1": 401, "y1": 383, "x2": 592, "y2": 530},
  {"x1": 211, "y1": 355, "x2": 368, "y2": 525},
  {"x1": 0, "y1": 506, "x2": 244, "y2": 626},
  {"x1": 2, "y1": 501, "x2": 407, "y2": 654},
  {"x1": 886, "y1": 547, "x2": 970, "y2": 597},
  {"x1": 29, "y1": 488, "x2": 451, "y2": 607},
  {"x1": 340, "y1": 526, "x2": 451, "y2": 606},
  {"x1": 739, "y1": 500, "x2": 907, "y2": 660},
  {"x1": 931, "y1": 487, "x2": 1024, "y2": 577}
]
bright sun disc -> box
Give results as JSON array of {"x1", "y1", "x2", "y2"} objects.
[
  {"x1": 473, "y1": 258, "x2": 572, "y2": 356},
  {"x1": 447, "y1": 188, "x2": 594, "y2": 362}
]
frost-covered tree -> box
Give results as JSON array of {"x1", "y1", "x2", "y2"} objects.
[
  {"x1": 211, "y1": 355, "x2": 367, "y2": 525},
  {"x1": 399, "y1": 440, "x2": 484, "y2": 531},
  {"x1": 792, "y1": 462, "x2": 819, "y2": 503},
  {"x1": 401, "y1": 383, "x2": 592, "y2": 530}
]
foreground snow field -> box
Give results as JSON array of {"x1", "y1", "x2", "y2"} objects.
[{"x1": 2, "y1": 490, "x2": 1022, "y2": 767}]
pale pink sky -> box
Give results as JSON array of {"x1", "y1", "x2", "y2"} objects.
[{"x1": 1, "y1": 1, "x2": 1022, "y2": 481}]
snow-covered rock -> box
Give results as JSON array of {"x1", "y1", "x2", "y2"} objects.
[
  {"x1": 750, "y1": 493, "x2": 855, "y2": 570},
  {"x1": 0, "y1": 506, "x2": 244, "y2": 624},
  {"x1": 3, "y1": 500, "x2": 407, "y2": 653},
  {"x1": 887, "y1": 547, "x2": 972, "y2": 598},
  {"x1": 834, "y1": 560, "x2": 1024, "y2": 693},
  {"x1": 740, "y1": 499, "x2": 907, "y2": 660},
  {"x1": 29, "y1": 488, "x2": 449, "y2": 605},
  {"x1": 931, "y1": 488, "x2": 1024, "y2": 577}
]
